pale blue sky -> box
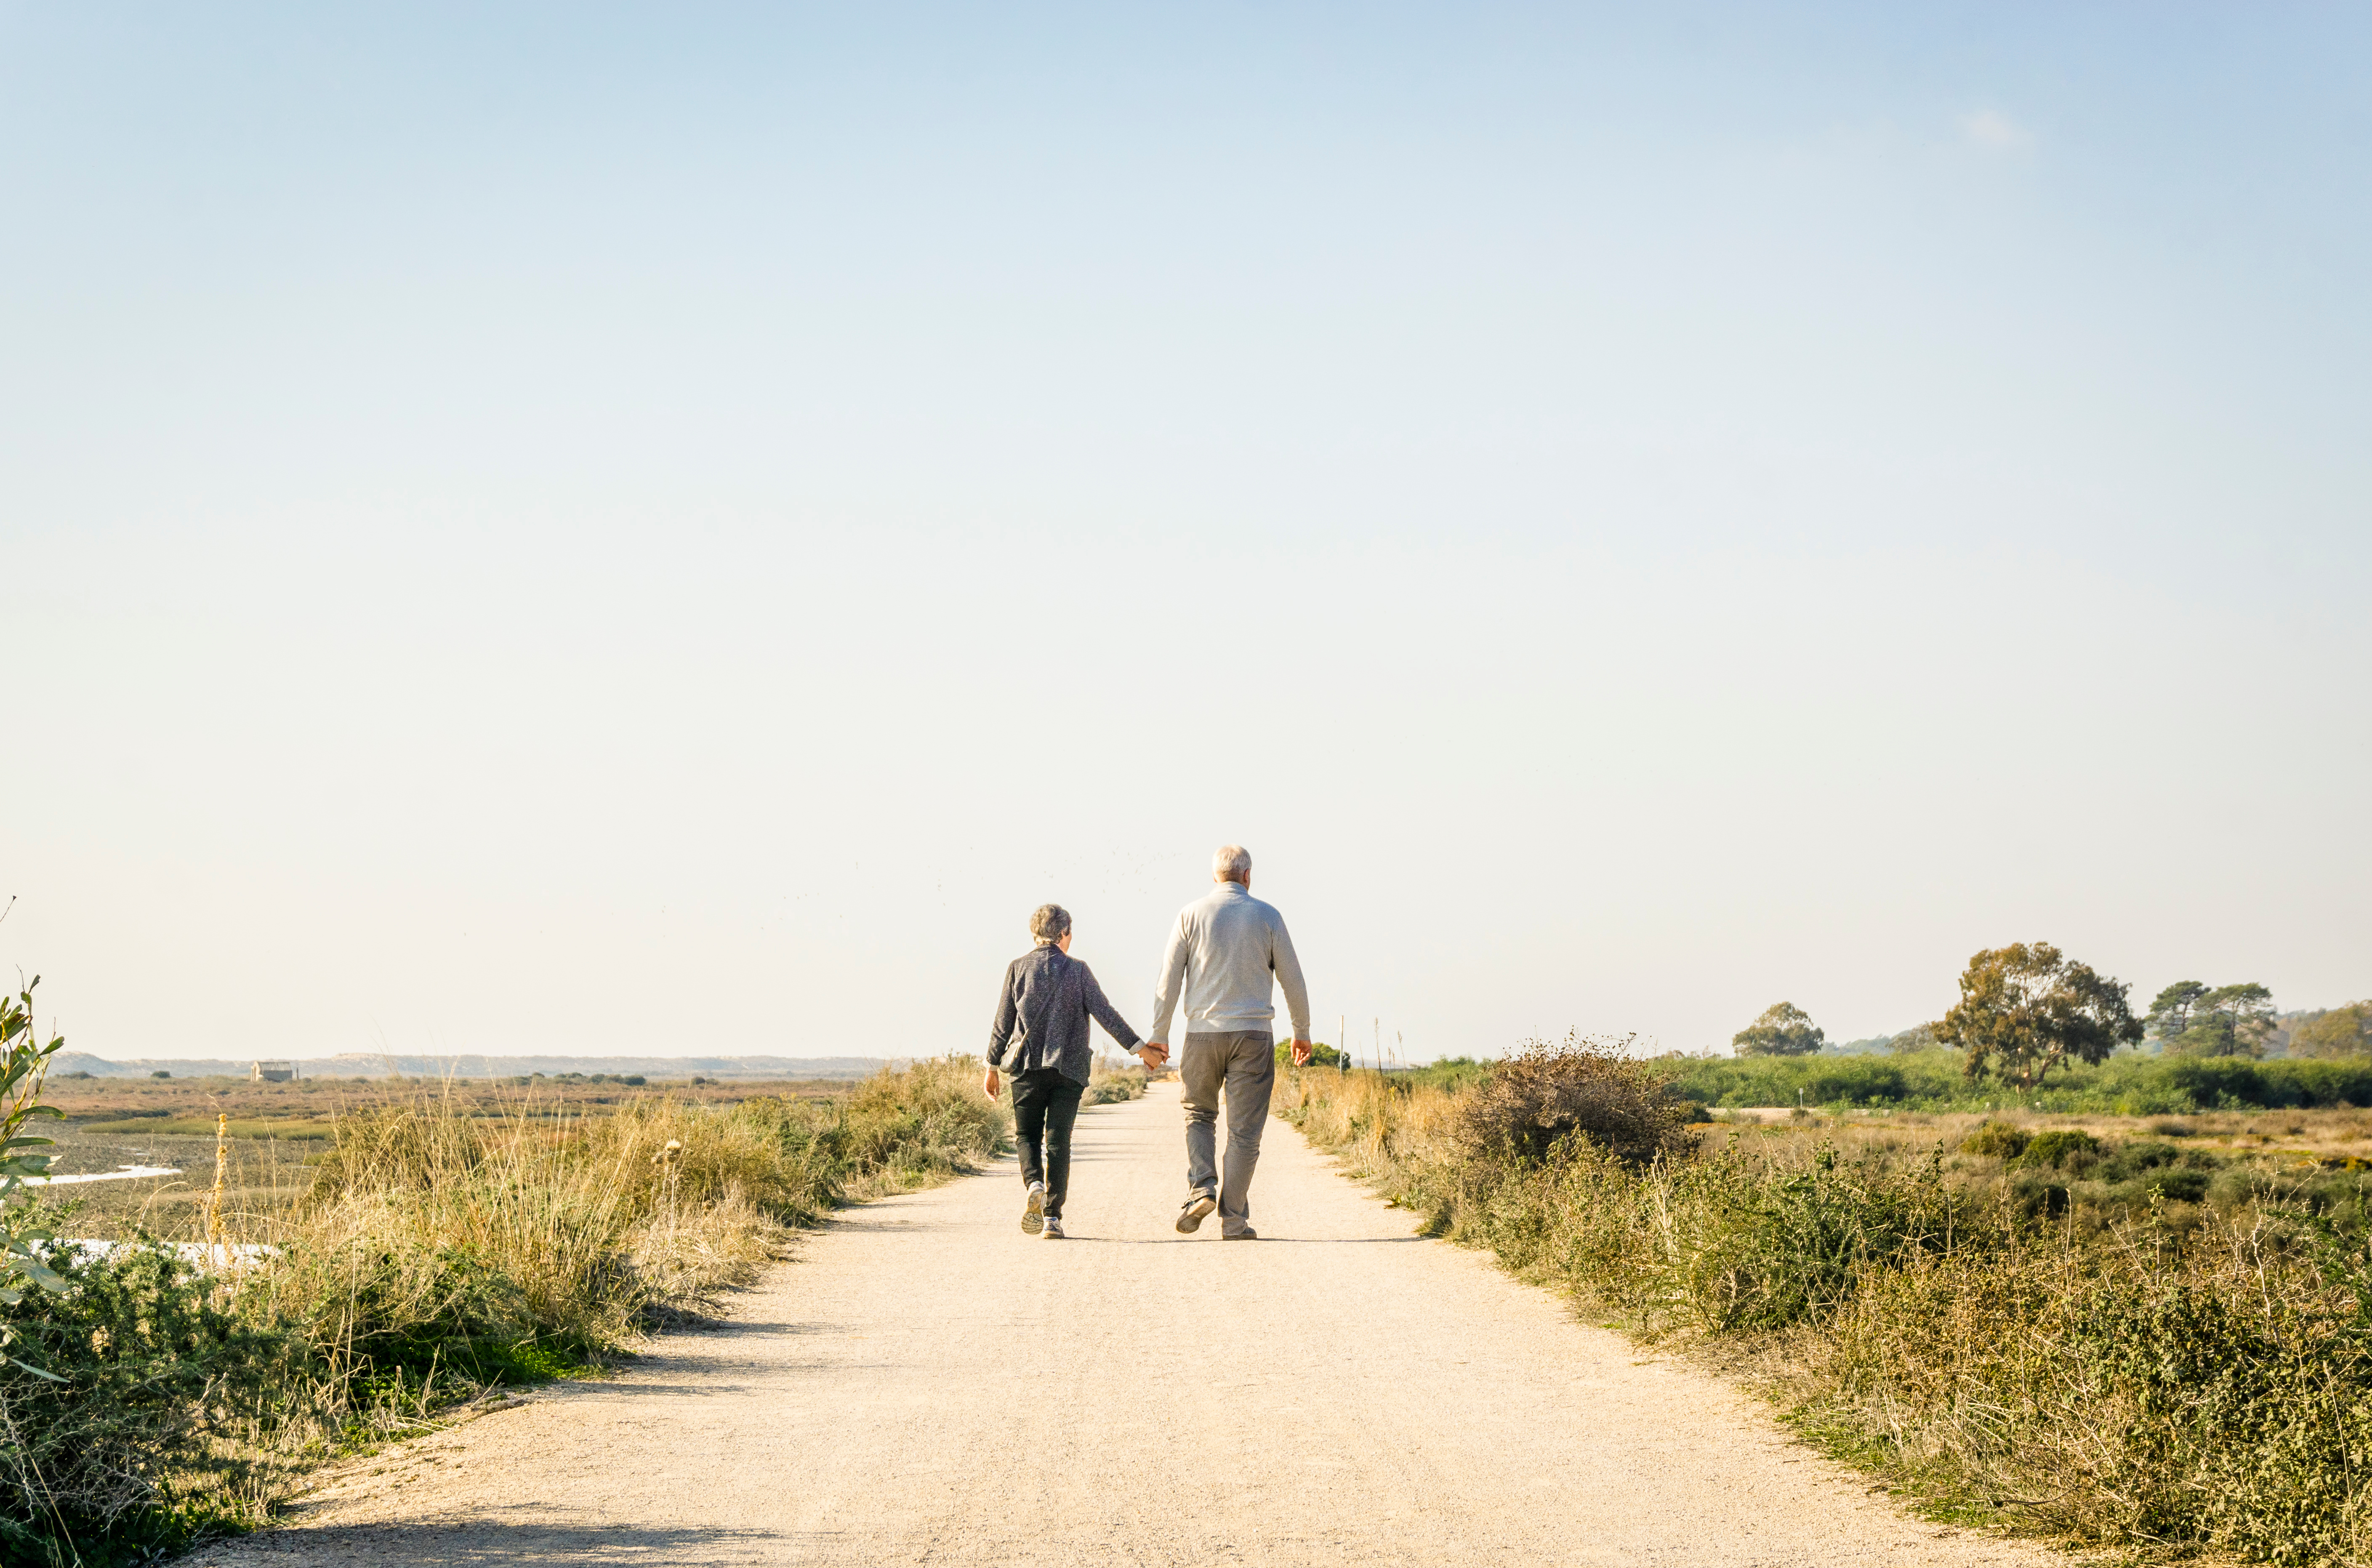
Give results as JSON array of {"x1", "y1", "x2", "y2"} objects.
[{"x1": 4, "y1": 5, "x2": 2366, "y2": 1062}]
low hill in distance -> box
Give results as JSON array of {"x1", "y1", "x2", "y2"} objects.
[{"x1": 50, "y1": 1051, "x2": 894, "y2": 1081}]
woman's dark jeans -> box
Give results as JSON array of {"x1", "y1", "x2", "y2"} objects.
[{"x1": 1010, "y1": 1068, "x2": 1086, "y2": 1218}]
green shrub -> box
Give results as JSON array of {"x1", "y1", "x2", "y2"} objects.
[
  {"x1": 2106, "y1": 1140, "x2": 2185, "y2": 1176},
  {"x1": 1661, "y1": 1051, "x2": 1966, "y2": 1109},
  {"x1": 1662, "y1": 1049, "x2": 2372, "y2": 1115},
  {"x1": 1408, "y1": 1057, "x2": 1494, "y2": 1092},
  {"x1": 0, "y1": 1237, "x2": 296, "y2": 1564},
  {"x1": 1707, "y1": 1144, "x2": 1972, "y2": 1329},
  {"x1": 1959, "y1": 1121, "x2": 2029, "y2": 1159},
  {"x1": 1278, "y1": 1041, "x2": 1350, "y2": 1069},
  {"x1": 1805, "y1": 1226, "x2": 2372, "y2": 1564},
  {"x1": 2013, "y1": 1129, "x2": 2103, "y2": 1170}
]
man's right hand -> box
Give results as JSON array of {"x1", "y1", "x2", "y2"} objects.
[{"x1": 1136, "y1": 1043, "x2": 1169, "y2": 1072}]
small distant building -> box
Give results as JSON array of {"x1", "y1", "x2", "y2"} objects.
[{"x1": 250, "y1": 1060, "x2": 297, "y2": 1083}]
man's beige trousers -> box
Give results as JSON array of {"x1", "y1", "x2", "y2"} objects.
[{"x1": 1179, "y1": 1030, "x2": 1275, "y2": 1237}]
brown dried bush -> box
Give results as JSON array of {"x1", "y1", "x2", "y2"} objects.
[{"x1": 1455, "y1": 1030, "x2": 1699, "y2": 1168}]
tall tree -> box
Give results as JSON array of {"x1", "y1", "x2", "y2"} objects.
[
  {"x1": 2291, "y1": 1003, "x2": 2372, "y2": 1059},
  {"x1": 2144, "y1": 981, "x2": 2210, "y2": 1048},
  {"x1": 1933, "y1": 942, "x2": 2143, "y2": 1094},
  {"x1": 2169, "y1": 982, "x2": 2278, "y2": 1058},
  {"x1": 1732, "y1": 1001, "x2": 1825, "y2": 1057}
]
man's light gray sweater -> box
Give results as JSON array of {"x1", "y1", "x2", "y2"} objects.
[{"x1": 1146, "y1": 881, "x2": 1311, "y2": 1043}]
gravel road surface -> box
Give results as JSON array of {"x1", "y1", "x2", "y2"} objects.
[{"x1": 196, "y1": 1081, "x2": 2051, "y2": 1566}]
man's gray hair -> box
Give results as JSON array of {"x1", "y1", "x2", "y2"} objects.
[
  {"x1": 1213, "y1": 844, "x2": 1252, "y2": 881},
  {"x1": 1029, "y1": 903, "x2": 1072, "y2": 943}
]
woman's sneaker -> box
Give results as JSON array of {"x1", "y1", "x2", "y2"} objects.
[
  {"x1": 1042, "y1": 1216, "x2": 1064, "y2": 1239},
  {"x1": 1021, "y1": 1182, "x2": 1046, "y2": 1235},
  {"x1": 1176, "y1": 1191, "x2": 1217, "y2": 1234}
]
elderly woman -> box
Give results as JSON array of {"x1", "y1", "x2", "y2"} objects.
[{"x1": 984, "y1": 903, "x2": 1160, "y2": 1238}]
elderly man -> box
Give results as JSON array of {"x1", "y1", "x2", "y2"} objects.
[{"x1": 1142, "y1": 845, "x2": 1312, "y2": 1240}]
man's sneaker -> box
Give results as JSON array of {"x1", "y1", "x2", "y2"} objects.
[
  {"x1": 1042, "y1": 1217, "x2": 1065, "y2": 1239},
  {"x1": 1021, "y1": 1182, "x2": 1046, "y2": 1236},
  {"x1": 1176, "y1": 1191, "x2": 1217, "y2": 1234},
  {"x1": 1222, "y1": 1228, "x2": 1259, "y2": 1241}
]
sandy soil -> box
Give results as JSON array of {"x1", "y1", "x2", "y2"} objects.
[{"x1": 194, "y1": 1082, "x2": 2055, "y2": 1567}]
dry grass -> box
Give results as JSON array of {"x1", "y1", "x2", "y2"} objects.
[
  {"x1": 1711, "y1": 1102, "x2": 2372, "y2": 1161},
  {"x1": 1787, "y1": 1220, "x2": 2372, "y2": 1561},
  {"x1": 0, "y1": 1056, "x2": 1010, "y2": 1559},
  {"x1": 1085, "y1": 1058, "x2": 1150, "y2": 1106}
]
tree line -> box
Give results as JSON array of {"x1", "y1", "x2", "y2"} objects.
[{"x1": 1731, "y1": 946, "x2": 2371, "y2": 1094}]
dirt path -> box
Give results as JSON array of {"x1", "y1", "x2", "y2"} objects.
[{"x1": 197, "y1": 1083, "x2": 2051, "y2": 1566}]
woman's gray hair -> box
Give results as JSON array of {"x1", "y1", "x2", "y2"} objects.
[
  {"x1": 1029, "y1": 903, "x2": 1073, "y2": 943},
  {"x1": 1212, "y1": 844, "x2": 1252, "y2": 881}
]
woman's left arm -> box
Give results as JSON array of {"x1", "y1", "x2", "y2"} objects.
[{"x1": 1083, "y1": 965, "x2": 1159, "y2": 1068}]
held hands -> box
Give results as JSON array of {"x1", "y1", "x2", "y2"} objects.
[
  {"x1": 982, "y1": 1067, "x2": 1001, "y2": 1100},
  {"x1": 1291, "y1": 1038, "x2": 1313, "y2": 1067},
  {"x1": 1135, "y1": 1043, "x2": 1169, "y2": 1072}
]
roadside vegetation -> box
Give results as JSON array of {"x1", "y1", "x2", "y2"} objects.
[
  {"x1": 0, "y1": 1020, "x2": 1012, "y2": 1568},
  {"x1": 1710, "y1": 950, "x2": 2367, "y2": 1117},
  {"x1": 1281, "y1": 1033, "x2": 2372, "y2": 1565},
  {"x1": 1663, "y1": 1047, "x2": 2372, "y2": 1115},
  {"x1": 1085, "y1": 1057, "x2": 1151, "y2": 1105}
]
